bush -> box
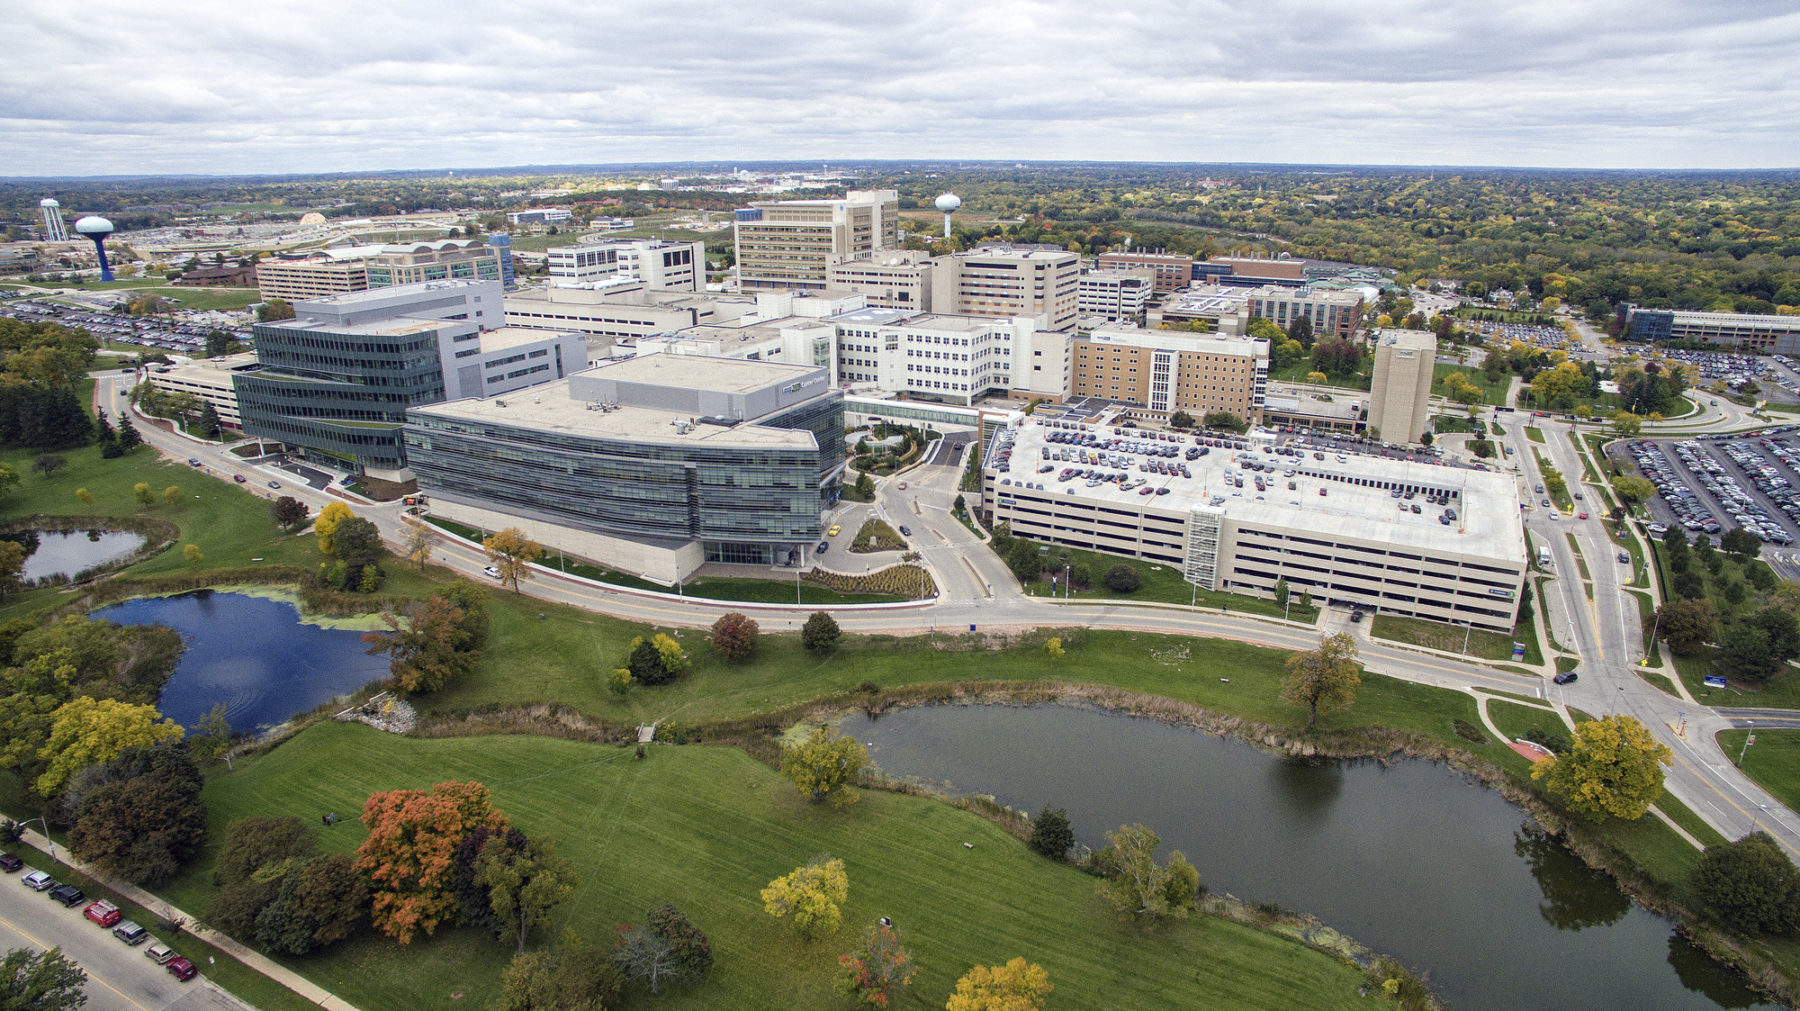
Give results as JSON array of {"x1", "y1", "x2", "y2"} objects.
[
  {"x1": 802, "y1": 611, "x2": 841, "y2": 653},
  {"x1": 1694, "y1": 832, "x2": 1800, "y2": 935},
  {"x1": 1102, "y1": 564, "x2": 1140, "y2": 593}
]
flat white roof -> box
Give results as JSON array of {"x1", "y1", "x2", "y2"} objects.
[
  {"x1": 1084, "y1": 325, "x2": 1263, "y2": 357},
  {"x1": 990, "y1": 417, "x2": 1525, "y2": 562},
  {"x1": 580, "y1": 351, "x2": 818, "y2": 395},
  {"x1": 411, "y1": 380, "x2": 814, "y2": 448},
  {"x1": 480, "y1": 326, "x2": 575, "y2": 352}
]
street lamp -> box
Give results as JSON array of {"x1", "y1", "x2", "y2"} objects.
[
  {"x1": 20, "y1": 816, "x2": 53, "y2": 862},
  {"x1": 1738, "y1": 722, "x2": 1756, "y2": 767}
]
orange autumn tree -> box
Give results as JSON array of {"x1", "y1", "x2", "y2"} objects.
[{"x1": 356, "y1": 780, "x2": 507, "y2": 943}]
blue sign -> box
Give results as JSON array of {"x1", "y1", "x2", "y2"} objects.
[
  {"x1": 1512, "y1": 642, "x2": 1526, "y2": 659},
  {"x1": 1488, "y1": 588, "x2": 1515, "y2": 598},
  {"x1": 1704, "y1": 675, "x2": 1728, "y2": 688}
]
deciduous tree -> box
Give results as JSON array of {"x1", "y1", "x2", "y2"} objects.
[
  {"x1": 836, "y1": 920, "x2": 916, "y2": 1007},
  {"x1": 74, "y1": 487, "x2": 94, "y2": 506},
  {"x1": 945, "y1": 957, "x2": 1052, "y2": 1011},
  {"x1": 1655, "y1": 598, "x2": 1716, "y2": 655},
  {"x1": 313, "y1": 501, "x2": 354, "y2": 555},
  {"x1": 402, "y1": 520, "x2": 432, "y2": 571},
  {"x1": 132, "y1": 482, "x2": 154, "y2": 506},
  {"x1": 162, "y1": 485, "x2": 182, "y2": 506},
  {"x1": 357, "y1": 780, "x2": 508, "y2": 944},
  {"x1": 0, "y1": 542, "x2": 23, "y2": 600},
  {"x1": 1611, "y1": 475, "x2": 1655, "y2": 508},
  {"x1": 183, "y1": 544, "x2": 203, "y2": 565},
  {"x1": 781, "y1": 726, "x2": 869, "y2": 805},
  {"x1": 1281, "y1": 632, "x2": 1362, "y2": 728},
  {"x1": 1028, "y1": 806, "x2": 1073, "y2": 861},
  {"x1": 30, "y1": 453, "x2": 65, "y2": 478},
  {"x1": 484, "y1": 527, "x2": 542, "y2": 593},
  {"x1": 709, "y1": 612, "x2": 759, "y2": 663},
  {"x1": 761, "y1": 855, "x2": 849, "y2": 941},
  {"x1": 364, "y1": 594, "x2": 482, "y2": 694},
  {"x1": 1718, "y1": 607, "x2": 1800, "y2": 682},
  {"x1": 35, "y1": 695, "x2": 183, "y2": 797},
  {"x1": 271, "y1": 496, "x2": 309, "y2": 531},
  {"x1": 66, "y1": 745, "x2": 206, "y2": 887},
  {"x1": 0, "y1": 947, "x2": 87, "y2": 1011},
  {"x1": 802, "y1": 611, "x2": 841, "y2": 654},
  {"x1": 478, "y1": 834, "x2": 578, "y2": 954},
  {"x1": 1531, "y1": 714, "x2": 1671, "y2": 822},
  {"x1": 1693, "y1": 832, "x2": 1800, "y2": 935},
  {"x1": 1093, "y1": 822, "x2": 1200, "y2": 920}
]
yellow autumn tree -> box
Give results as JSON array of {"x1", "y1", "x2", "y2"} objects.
[
  {"x1": 945, "y1": 958, "x2": 1053, "y2": 1011},
  {"x1": 36, "y1": 696, "x2": 185, "y2": 796},
  {"x1": 483, "y1": 527, "x2": 543, "y2": 594},
  {"x1": 314, "y1": 501, "x2": 356, "y2": 556},
  {"x1": 1531, "y1": 714, "x2": 1671, "y2": 822},
  {"x1": 761, "y1": 856, "x2": 848, "y2": 941}
]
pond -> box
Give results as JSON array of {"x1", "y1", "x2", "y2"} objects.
[
  {"x1": 12, "y1": 529, "x2": 146, "y2": 582},
  {"x1": 92, "y1": 591, "x2": 389, "y2": 732},
  {"x1": 847, "y1": 704, "x2": 1771, "y2": 1011}
]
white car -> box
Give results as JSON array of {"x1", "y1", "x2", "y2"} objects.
[{"x1": 483, "y1": 565, "x2": 501, "y2": 579}]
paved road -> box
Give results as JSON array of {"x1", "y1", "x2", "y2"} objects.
[
  {"x1": 94, "y1": 371, "x2": 1800, "y2": 861},
  {"x1": 0, "y1": 873, "x2": 245, "y2": 1011}
]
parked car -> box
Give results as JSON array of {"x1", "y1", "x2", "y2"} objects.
[
  {"x1": 898, "y1": 525, "x2": 911, "y2": 537},
  {"x1": 20, "y1": 870, "x2": 54, "y2": 891},
  {"x1": 816, "y1": 542, "x2": 829, "y2": 554},
  {"x1": 1553, "y1": 670, "x2": 1579, "y2": 685},
  {"x1": 112, "y1": 921, "x2": 149, "y2": 945},
  {"x1": 827, "y1": 524, "x2": 841, "y2": 537},
  {"x1": 144, "y1": 942, "x2": 177, "y2": 965},
  {"x1": 48, "y1": 883, "x2": 85, "y2": 907},
  {"x1": 83, "y1": 900, "x2": 121, "y2": 927},
  {"x1": 167, "y1": 956, "x2": 197, "y2": 982},
  {"x1": 1349, "y1": 610, "x2": 1365, "y2": 623},
  {"x1": 267, "y1": 480, "x2": 281, "y2": 489},
  {"x1": 186, "y1": 457, "x2": 202, "y2": 467},
  {"x1": 0, "y1": 854, "x2": 22, "y2": 873},
  {"x1": 1618, "y1": 552, "x2": 1631, "y2": 564}
]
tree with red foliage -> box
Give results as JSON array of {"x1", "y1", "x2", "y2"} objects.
[
  {"x1": 356, "y1": 780, "x2": 507, "y2": 943},
  {"x1": 708, "y1": 612, "x2": 760, "y2": 663}
]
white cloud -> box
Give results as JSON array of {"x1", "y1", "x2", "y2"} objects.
[{"x1": 2, "y1": 0, "x2": 1797, "y2": 173}]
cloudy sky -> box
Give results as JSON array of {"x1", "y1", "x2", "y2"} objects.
[{"x1": 4, "y1": 0, "x2": 1797, "y2": 176}]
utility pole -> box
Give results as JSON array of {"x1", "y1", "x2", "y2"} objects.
[{"x1": 1463, "y1": 622, "x2": 1472, "y2": 655}]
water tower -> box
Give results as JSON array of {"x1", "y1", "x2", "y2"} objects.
[
  {"x1": 75, "y1": 216, "x2": 116, "y2": 282},
  {"x1": 39, "y1": 198, "x2": 69, "y2": 242},
  {"x1": 934, "y1": 192, "x2": 961, "y2": 239}
]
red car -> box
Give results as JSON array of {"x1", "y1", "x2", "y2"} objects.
[
  {"x1": 1577, "y1": 512, "x2": 1589, "y2": 520},
  {"x1": 167, "y1": 957, "x2": 197, "y2": 982},
  {"x1": 83, "y1": 900, "x2": 121, "y2": 928}
]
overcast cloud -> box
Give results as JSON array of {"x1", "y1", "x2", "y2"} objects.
[{"x1": 3, "y1": 0, "x2": 1797, "y2": 175}]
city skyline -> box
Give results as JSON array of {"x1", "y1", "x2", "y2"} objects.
[{"x1": 3, "y1": 1, "x2": 1798, "y2": 176}]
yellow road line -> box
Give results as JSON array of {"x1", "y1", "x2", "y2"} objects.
[
  {"x1": 1668, "y1": 749, "x2": 1800, "y2": 862},
  {"x1": 0, "y1": 908, "x2": 151, "y2": 1011}
]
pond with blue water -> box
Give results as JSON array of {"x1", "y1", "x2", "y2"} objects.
[{"x1": 92, "y1": 591, "x2": 389, "y2": 732}]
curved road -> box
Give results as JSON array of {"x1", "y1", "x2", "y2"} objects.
[{"x1": 95, "y1": 370, "x2": 1800, "y2": 861}]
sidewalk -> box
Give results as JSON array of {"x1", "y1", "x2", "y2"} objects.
[{"x1": 5, "y1": 817, "x2": 362, "y2": 1011}]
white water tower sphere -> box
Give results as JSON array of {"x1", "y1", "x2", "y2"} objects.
[
  {"x1": 934, "y1": 192, "x2": 961, "y2": 238},
  {"x1": 74, "y1": 215, "x2": 114, "y2": 237}
]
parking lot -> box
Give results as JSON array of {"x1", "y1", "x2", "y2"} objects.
[
  {"x1": 1619, "y1": 429, "x2": 1800, "y2": 547},
  {"x1": 0, "y1": 296, "x2": 253, "y2": 357}
]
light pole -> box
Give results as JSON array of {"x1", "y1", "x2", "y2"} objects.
[
  {"x1": 1644, "y1": 602, "x2": 1661, "y2": 664},
  {"x1": 1738, "y1": 722, "x2": 1756, "y2": 767},
  {"x1": 1463, "y1": 622, "x2": 1472, "y2": 655},
  {"x1": 20, "y1": 816, "x2": 53, "y2": 862}
]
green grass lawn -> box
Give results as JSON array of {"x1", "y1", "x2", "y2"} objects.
[
  {"x1": 1570, "y1": 432, "x2": 1602, "y2": 484},
  {"x1": 1017, "y1": 544, "x2": 1317, "y2": 621},
  {"x1": 1370, "y1": 612, "x2": 1542, "y2": 666},
  {"x1": 1485, "y1": 698, "x2": 1563, "y2": 745},
  {"x1": 1524, "y1": 426, "x2": 1546, "y2": 444},
  {"x1": 1431, "y1": 364, "x2": 1509, "y2": 406},
  {"x1": 155, "y1": 724, "x2": 1371, "y2": 1011},
  {"x1": 1716, "y1": 730, "x2": 1800, "y2": 815},
  {"x1": 1267, "y1": 358, "x2": 1371, "y2": 392}
]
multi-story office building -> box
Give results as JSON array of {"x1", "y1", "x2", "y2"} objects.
[
  {"x1": 255, "y1": 252, "x2": 376, "y2": 301},
  {"x1": 1368, "y1": 329, "x2": 1438, "y2": 444},
  {"x1": 404, "y1": 354, "x2": 844, "y2": 583},
  {"x1": 1096, "y1": 249, "x2": 1193, "y2": 294},
  {"x1": 504, "y1": 285, "x2": 747, "y2": 346},
  {"x1": 733, "y1": 190, "x2": 898, "y2": 290},
  {"x1": 507, "y1": 208, "x2": 572, "y2": 227},
  {"x1": 546, "y1": 238, "x2": 704, "y2": 291},
  {"x1": 234, "y1": 281, "x2": 582, "y2": 479},
  {"x1": 982, "y1": 417, "x2": 1526, "y2": 629},
  {"x1": 953, "y1": 244, "x2": 1080, "y2": 332},
  {"x1": 825, "y1": 250, "x2": 950, "y2": 311},
  {"x1": 829, "y1": 307, "x2": 1070, "y2": 405},
  {"x1": 1192, "y1": 255, "x2": 1307, "y2": 288},
  {"x1": 1077, "y1": 269, "x2": 1154, "y2": 322},
  {"x1": 488, "y1": 232, "x2": 516, "y2": 289},
  {"x1": 1246, "y1": 285, "x2": 1365, "y2": 342},
  {"x1": 1153, "y1": 285, "x2": 1251, "y2": 332},
  {"x1": 366, "y1": 239, "x2": 504, "y2": 289},
  {"x1": 1625, "y1": 307, "x2": 1800, "y2": 353},
  {"x1": 1072, "y1": 326, "x2": 1268, "y2": 423},
  {"x1": 146, "y1": 353, "x2": 259, "y2": 428}
]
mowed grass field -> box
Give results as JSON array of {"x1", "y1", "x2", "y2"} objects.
[
  {"x1": 1717, "y1": 729, "x2": 1800, "y2": 816},
  {"x1": 159, "y1": 723, "x2": 1370, "y2": 1010}
]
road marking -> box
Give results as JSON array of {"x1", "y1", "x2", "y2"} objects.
[
  {"x1": 0, "y1": 907, "x2": 152, "y2": 1011},
  {"x1": 1668, "y1": 749, "x2": 1800, "y2": 861}
]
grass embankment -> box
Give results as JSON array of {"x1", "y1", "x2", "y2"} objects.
[
  {"x1": 154, "y1": 724, "x2": 1371, "y2": 1011},
  {"x1": 850, "y1": 518, "x2": 904, "y2": 553},
  {"x1": 1716, "y1": 730, "x2": 1800, "y2": 816},
  {"x1": 1485, "y1": 698, "x2": 1562, "y2": 744},
  {"x1": 1267, "y1": 359, "x2": 1372, "y2": 392},
  {"x1": 1371, "y1": 608, "x2": 1542, "y2": 667},
  {"x1": 1525, "y1": 426, "x2": 1546, "y2": 444},
  {"x1": 1017, "y1": 544, "x2": 1318, "y2": 622},
  {"x1": 1531, "y1": 448, "x2": 1573, "y2": 512}
]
